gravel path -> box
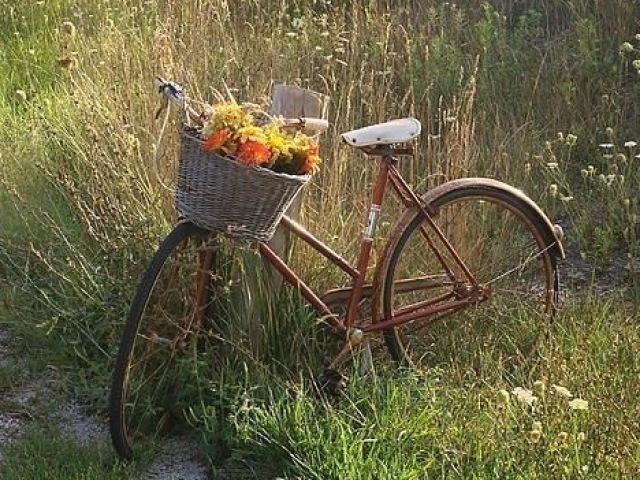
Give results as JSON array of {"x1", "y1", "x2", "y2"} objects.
[{"x1": 0, "y1": 327, "x2": 211, "y2": 479}]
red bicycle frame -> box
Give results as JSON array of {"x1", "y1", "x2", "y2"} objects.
[{"x1": 257, "y1": 150, "x2": 482, "y2": 337}]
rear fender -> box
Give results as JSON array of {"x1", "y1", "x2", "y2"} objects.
[{"x1": 370, "y1": 177, "x2": 564, "y2": 323}]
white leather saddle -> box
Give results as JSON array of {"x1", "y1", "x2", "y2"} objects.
[{"x1": 341, "y1": 118, "x2": 421, "y2": 147}]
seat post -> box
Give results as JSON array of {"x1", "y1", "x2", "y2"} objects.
[{"x1": 344, "y1": 158, "x2": 391, "y2": 327}]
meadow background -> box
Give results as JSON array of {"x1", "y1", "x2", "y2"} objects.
[{"x1": 0, "y1": 0, "x2": 638, "y2": 478}]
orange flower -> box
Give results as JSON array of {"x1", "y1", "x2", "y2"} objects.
[
  {"x1": 202, "y1": 128, "x2": 231, "y2": 152},
  {"x1": 235, "y1": 140, "x2": 271, "y2": 166},
  {"x1": 297, "y1": 154, "x2": 322, "y2": 175}
]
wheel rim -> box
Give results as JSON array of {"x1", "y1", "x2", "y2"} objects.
[
  {"x1": 119, "y1": 233, "x2": 216, "y2": 456},
  {"x1": 383, "y1": 190, "x2": 557, "y2": 375}
]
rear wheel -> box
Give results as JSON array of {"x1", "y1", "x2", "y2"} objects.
[
  {"x1": 109, "y1": 221, "x2": 221, "y2": 459},
  {"x1": 381, "y1": 183, "x2": 559, "y2": 374}
]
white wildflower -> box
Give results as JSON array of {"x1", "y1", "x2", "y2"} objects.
[
  {"x1": 569, "y1": 398, "x2": 589, "y2": 410},
  {"x1": 512, "y1": 387, "x2": 537, "y2": 407},
  {"x1": 552, "y1": 384, "x2": 573, "y2": 398}
]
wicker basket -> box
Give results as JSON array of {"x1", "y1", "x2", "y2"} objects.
[{"x1": 176, "y1": 131, "x2": 311, "y2": 242}]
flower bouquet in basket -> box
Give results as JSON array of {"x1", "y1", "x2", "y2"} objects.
[{"x1": 177, "y1": 101, "x2": 322, "y2": 242}]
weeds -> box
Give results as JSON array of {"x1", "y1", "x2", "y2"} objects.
[{"x1": 1, "y1": 0, "x2": 639, "y2": 477}]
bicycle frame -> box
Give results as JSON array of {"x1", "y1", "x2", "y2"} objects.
[{"x1": 257, "y1": 150, "x2": 484, "y2": 337}]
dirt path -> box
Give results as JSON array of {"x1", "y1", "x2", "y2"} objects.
[{"x1": 0, "y1": 326, "x2": 211, "y2": 479}]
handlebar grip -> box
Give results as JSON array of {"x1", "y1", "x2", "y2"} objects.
[
  {"x1": 283, "y1": 117, "x2": 329, "y2": 132},
  {"x1": 302, "y1": 117, "x2": 329, "y2": 132}
]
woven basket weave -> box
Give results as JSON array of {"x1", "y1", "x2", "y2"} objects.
[{"x1": 176, "y1": 131, "x2": 310, "y2": 242}]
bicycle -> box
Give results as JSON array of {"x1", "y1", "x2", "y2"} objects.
[{"x1": 109, "y1": 78, "x2": 565, "y2": 460}]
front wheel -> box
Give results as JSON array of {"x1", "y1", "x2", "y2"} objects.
[
  {"x1": 380, "y1": 180, "x2": 560, "y2": 374},
  {"x1": 109, "y1": 221, "x2": 220, "y2": 460}
]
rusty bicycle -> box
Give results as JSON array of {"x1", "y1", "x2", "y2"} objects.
[{"x1": 109, "y1": 78, "x2": 564, "y2": 459}]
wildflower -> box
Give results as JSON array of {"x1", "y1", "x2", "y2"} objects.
[
  {"x1": 56, "y1": 53, "x2": 77, "y2": 71},
  {"x1": 60, "y1": 21, "x2": 76, "y2": 38},
  {"x1": 577, "y1": 432, "x2": 587, "y2": 442},
  {"x1": 619, "y1": 42, "x2": 634, "y2": 53},
  {"x1": 605, "y1": 127, "x2": 614, "y2": 137},
  {"x1": 633, "y1": 59, "x2": 640, "y2": 70},
  {"x1": 581, "y1": 465, "x2": 589, "y2": 474},
  {"x1": 512, "y1": 387, "x2": 537, "y2": 407},
  {"x1": 557, "y1": 431, "x2": 569, "y2": 443},
  {"x1": 202, "y1": 128, "x2": 231, "y2": 153},
  {"x1": 557, "y1": 132, "x2": 564, "y2": 141},
  {"x1": 566, "y1": 134, "x2": 577, "y2": 146},
  {"x1": 560, "y1": 195, "x2": 574, "y2": 202},
  {"x1": 528, "y1": 428, "x2": 542, "y2": 444},
  {"x1": 598, "y1": 143, "x2": 614, "y2": 149},
  {"x1": 580, "y1": 169, "x2": 588, "y2": 178},
  {"x1": 615, "y1": 153, "x2": 627, "y2": 163},
  {"x1": 532, "y1": 421, "x2": 543, "y2": 432},
  {"x1": 15, "y1": 89, "x2": 27, "y2": 102},
  {"x1": 533, "y1": 380, "x2": 546, "y2": 396},
  {"x1": 497, "y1": 389, "x2": 511, "y2": 406},
  {"x1": 569, "y1": 398, "x2": 589, "y2": 410},
  {"x1": 587, "y1": 165, "x2": 595, "y2": 175},
  {"x1": 624, "y1": 141, "x2": 638, "y2": 148},
  {"x1": 235, "y1": 140, "x2": 271, "y2": 166},
  {"x1": 549, "y1": 184, "x2": 558, "y2": 197},
  {"x1": 552, "y1": 384, "x2": 573, "y2": 398},
  {"x1": 603, "y1": 154, "x2": 614, "y2": 160},
  {"x1": 606, "y1": 174, "x2": 616, "y2": 185}
]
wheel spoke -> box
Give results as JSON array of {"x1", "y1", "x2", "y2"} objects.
[{"x1": 380, "y1": 184, "x2": 557, "y2": 374}]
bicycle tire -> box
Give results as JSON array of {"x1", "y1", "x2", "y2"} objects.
[
  {"x1": 109, "y1": 221, "x2": 218, "y2": 460},
  {"x1": 380, "y1": 180, "x2": 560, "y2": 373}
]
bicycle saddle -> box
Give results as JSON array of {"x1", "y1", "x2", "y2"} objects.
[{"x1": 341, "y1": 118, "x2": 421, "y2": 147}]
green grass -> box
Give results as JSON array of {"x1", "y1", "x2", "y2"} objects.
[
  {"x1": 0, "y1": 423, "x2": 128, "y2": 480},
  {"x1": 0, "y1": 0, "x2": 639, "y2": 478}
]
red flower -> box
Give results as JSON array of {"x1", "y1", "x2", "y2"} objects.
[
  {"x1": 235, "y1": 140, "x2": 271, "y2": 166},
  {"x1": 297, "y1": 154, "x2": 322, "y2": 174},
  {"x1": 202, "y1": 128, "x2": 231, "y2": 152}
]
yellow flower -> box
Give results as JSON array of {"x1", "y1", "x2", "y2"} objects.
[
  {"x1": 497, "y1": 389, "x2": 510, "y2": 406},
  {"x1": 199, "y1": 99, "x2": 322, "y2": 175},
  {"x1": 528, "y1": 429, "x2": 542, "y2": 444},
  {"x1": 236, "y1": 125, "x2": 268, "y2": 144}
]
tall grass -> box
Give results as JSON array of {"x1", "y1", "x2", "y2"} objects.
[{"x1": 1, "y1": 0, "x2": 639, "y2": 476}]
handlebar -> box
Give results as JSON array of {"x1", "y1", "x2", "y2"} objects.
[{"x1": 154, "y1": 76, "x2": 329, "y2": 132}]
